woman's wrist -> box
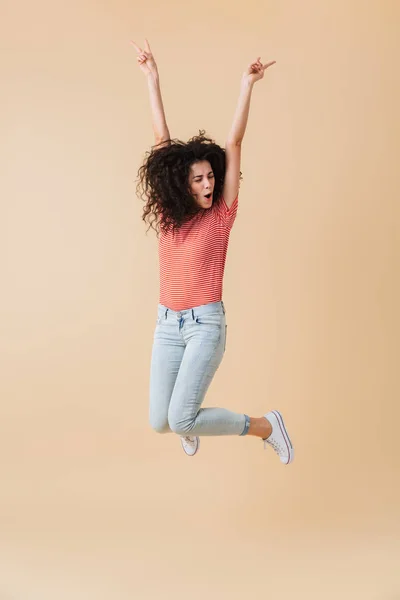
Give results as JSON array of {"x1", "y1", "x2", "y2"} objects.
[
  {"x1": 241, "y1": 73, "x2": 254, "y2": 89},
  {"x1": 146, "y1": 69, "x2": 160, "y2": 82}
]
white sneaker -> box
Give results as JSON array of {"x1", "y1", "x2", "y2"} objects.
[
  {"x1": 180, "y1": 436, "x2": 200, "y2": 456},
  {"x1": 263, "y1": 410, "x2": 294, "y2": 464}
]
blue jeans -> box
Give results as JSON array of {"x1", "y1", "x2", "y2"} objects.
[{"x1": 149, "y1": 301, "x2": 250, "y2": 436}]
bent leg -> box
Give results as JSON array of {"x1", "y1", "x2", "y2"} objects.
[{"x1": 168, "y1": 320, "x2": 246, "y2": 436}]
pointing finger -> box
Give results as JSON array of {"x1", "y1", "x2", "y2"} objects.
[
  {"x1": 130, "y1": 41, "x2": 142, "y2": 54},
  {"x1": 263, "y1": 60, "x2": 276, "y2": 70}
]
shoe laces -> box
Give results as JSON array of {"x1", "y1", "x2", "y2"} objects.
[
  {"x1": 182, "y1": 436, "x2": 196, "y2": 446},
  {"x1": 264, "y1": 436, "x2": 284, "y2": 455}
]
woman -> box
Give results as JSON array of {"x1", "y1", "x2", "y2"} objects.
[{"x1": 132, "y1": 39, "x2": 294, "y2": 464}]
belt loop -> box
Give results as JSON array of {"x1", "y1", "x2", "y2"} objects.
[
  {"x1": 221, "y1": 300, "x2": 225, "y2": 315},
  {"x1": 191, "y1": 309, "x2": 195, "y2": 320},
  {"x1": 164, "y1": 308, "x2": 168, "y2": 319}
]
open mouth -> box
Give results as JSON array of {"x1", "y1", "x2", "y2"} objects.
[{"x1": 204, "y1": 193, "x2": 212, "y2": 200}]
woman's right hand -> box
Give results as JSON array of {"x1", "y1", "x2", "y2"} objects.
[{"x1": 131, "y1": 38, "x2": 158, "y2": 77}]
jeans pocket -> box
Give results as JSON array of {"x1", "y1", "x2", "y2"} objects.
[
  {"x1": 195, "y1": 313, "x2": 223, "y2": 327},
  {"x1": 155, "y1": 315, "x2": 166, "y2": 330},
  {"x1": 193, "y1": 316, "x2": 221, "y2": 349}
]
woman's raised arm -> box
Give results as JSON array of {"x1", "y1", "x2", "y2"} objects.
[
  {"x1": 223, "y1": 56, "x2": 276, "y2": 208},
  {"x1": 131, "y1": 39, "x2": 170, "y2": 146}
]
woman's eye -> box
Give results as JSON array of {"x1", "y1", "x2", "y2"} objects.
[{"x1": 193, "y1": 174, "x2": 213, "y2": 182}]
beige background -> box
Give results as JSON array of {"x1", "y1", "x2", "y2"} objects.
[{"x1": 1, "y1": 0, "x2": 399, "y2": 598}]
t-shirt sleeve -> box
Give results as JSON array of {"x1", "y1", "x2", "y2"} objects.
[{"x1": 216, "y1": 195, "x2": 239, "y2": 230}]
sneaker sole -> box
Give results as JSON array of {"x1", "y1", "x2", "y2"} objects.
[{"x1": 271, "y1": 410, "x2": 294, "y2": 464}]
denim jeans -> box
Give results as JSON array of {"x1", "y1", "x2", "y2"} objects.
[{"x1": 149, "y1": 301, "x2": 250, "y2": 436}]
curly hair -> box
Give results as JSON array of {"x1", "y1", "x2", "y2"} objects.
[{"x1": 136, "y1": 130, "x2": 242, "y2": 236}]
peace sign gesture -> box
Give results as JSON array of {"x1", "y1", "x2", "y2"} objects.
[
  {"x1": 130, "y1": 38, "x2": 158, "y2": 77},
  {"x1": 244, "y1": 57, "x2": 276, "y2": 85}
]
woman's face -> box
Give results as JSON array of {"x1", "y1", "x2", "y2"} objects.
[{"x1": 189, "y1": 160, "x2": 215, "y2": 209}]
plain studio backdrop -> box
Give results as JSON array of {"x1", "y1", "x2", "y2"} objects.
[{"x1": 1, "y1": 0, "x2": 399, "y2": 598}]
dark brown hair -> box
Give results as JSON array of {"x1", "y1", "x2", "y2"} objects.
[{"x1": 136, "y1": 130, "x2": 242, "y2": 236}]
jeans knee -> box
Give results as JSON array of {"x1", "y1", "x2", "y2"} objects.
[
  {"x1": 150, "y1": 415, "x2": 170, "y2": 434},
  {"x1": 168, "y1": 412, "x2": 194, "y2": 436}
]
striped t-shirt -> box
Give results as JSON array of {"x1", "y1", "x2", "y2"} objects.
[{"x1": 159, "y1": 195, "x2": 239, "y2": 311}]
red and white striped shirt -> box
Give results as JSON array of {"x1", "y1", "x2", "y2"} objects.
[{"x1": 159, "y1": 196, "x2": 238, "y2": 311}]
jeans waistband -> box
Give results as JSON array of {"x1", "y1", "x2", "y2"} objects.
[{"x1": 158, "y1": 300, "x2": 225, "y2": 321}]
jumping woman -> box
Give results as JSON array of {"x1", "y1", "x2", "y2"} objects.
[{"x1": 132, "y1": 38, "x2": 294, "y2": 464}]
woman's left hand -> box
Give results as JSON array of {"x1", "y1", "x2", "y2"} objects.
[{"x1": 244, "y1": 57, "x2": 276, "y2": 84}]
